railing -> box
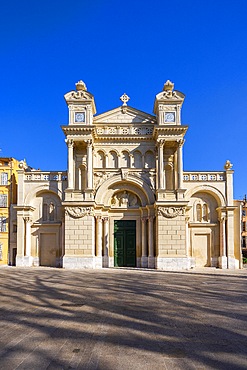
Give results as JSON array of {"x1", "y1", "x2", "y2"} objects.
[
  {"x1": 96, "y1": 126, "x2": 154, "y2": 136},
  {"x1": 25, "y1": 171, "x2": 67, "y2": 182},
  {"x1": 183, "y1": 172, "x2": 225, "y2": 182}
]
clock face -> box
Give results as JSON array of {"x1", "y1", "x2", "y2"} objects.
[
  {"x1": 165, "y1": 112, "x2": 175, "y2": 123},
  {"x1": 75, "y1": 112, "x2": 85, "y2": 123}
]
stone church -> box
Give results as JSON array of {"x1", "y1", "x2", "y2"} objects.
[{"x1": 14, "y1": 80, "x2": 242, "y2": 270}]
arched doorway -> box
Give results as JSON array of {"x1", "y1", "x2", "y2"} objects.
[{"x1": 94, "y1": 174, "x2": 155, "y2": 268}]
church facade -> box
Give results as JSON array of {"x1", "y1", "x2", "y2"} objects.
[{"x1": 14, "y1": 80, "x2": 242, "y2": 270}]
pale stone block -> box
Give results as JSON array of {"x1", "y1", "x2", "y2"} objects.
[
  {"x1": 66, "y1": 230, "x2": 75, "y2": 235},
  {"x1": 141, "y1": 256, "x2": 148, "y2": 268},
  {"x1": 63, "y1": 256, "x2": 96, "y2": 269},
  {"x1": 83, "y1": 220, "x2": 93, "y2": 226},
  {"x1": 168, "y1": 230, "x2": 176, "y2": 235},
  {"x1": 171, "y1": 234, "x2": 181, "y2": 240}
]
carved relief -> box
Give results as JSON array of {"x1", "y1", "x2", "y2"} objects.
[
  {"x1": 111, "y1": 191, "x2": 140, "y2": 208},
  {"x1": 94, "y1": 171, "x2": 119, "y2": 190},
  {"x1": 161, "y1": 90, "x2": 182, "y2": 100},
  {"x1": 65, "y1": 207, "x2": 94, "y2": 218},
  {"x1": 66, "y1": 91, "x2": 89, "y2": 101},
  {"x1": 128, "y1": 171, "x2": 156, "y2": 190},
  {"x1": 157, "y1": 206, "x2": 185, "y2": 218}
]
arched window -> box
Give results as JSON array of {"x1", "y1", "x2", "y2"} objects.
[
  {"x1": 97, "y1": 151, "x2": 105, "y2": 168},
  {"x1": 133, "y1": 151, "x2": 142, "y2": 168},
  {"x1": 122, "y1": 151, "x2": 130, "y2": 168},
  {"x1": 145, "y1": 151, "x2": 155, "y2": 168},
  {"x1": 109, "y1": 151, "x2": 118, "y2": 168}
]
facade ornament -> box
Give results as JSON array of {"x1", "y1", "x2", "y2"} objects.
[
  {"x1": 224, "y1": 160, "x2": 233, "y2": 170},
  {"x1": 111, "y1": 191, "x2": 139, "y2": 208},
  {"x1": 120, "y1": 93, "x2": 130, "y2": 106},
  {"x1": 68, "y1": 90, "x2": 89, "y2": 100},
  {"x1": 65, "y1": 207, "x2": 94, "y2": 218},
  {"x1": 23, "y1": 216, "x2": 32, "y2": 223},
  {"x1": 94, "y1": 171, "x2": 118, "y2": 190},
  {"x1": 163, "y1": 80, "x2": 174, "y2": 91},
  {"x1": 65, "y1": 139, "x2": 74, "y2": 148},
  {"x1": 18, "y1": 159, "x2": 28, "y2": 170},
  {"x1": 121, "y1": 168, "x2": 128, "y2": 180},
  {"x1": 160, "y1": 82, "x2": 182, "y2": 100},
  {"x1": 177, "y1": 139, "x2": 185, "y2": 147},
  {"x1": 75, "y1": 80, "x2": 87, "y2": 91},
  {"x1": 157, "y1": 206, "x2": 185, "y2": 218}
]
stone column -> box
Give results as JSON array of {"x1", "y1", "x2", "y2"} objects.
[
  {"x1": 87, "y1": 140, "x2": 93, "y2": 189},
  {"x1": 94, "y1": 216, "x2": 103, "y2": 268},
  {"x1": 219, "y1": 216, "x2": 227, "y2": 269},
  {"x1": 96, "y1": 217, "x2": 103, "y2": 257},
  {"x1": 148, "y1": 216, "x2": 154, "y2": 268},
  {"x1": 23, "y1": 216, "x2": 33, "y2": 267},
  {"x1": 103, "y1": 217, "x2": 109, "y2": 267},
  {"x1": 177, "y1": 139, "x2": 184, "y2": 189},
  {"x1": 67, "y1": 139, "x2": 74, "y2": 189},
  {"x1": 16, "y1": 213, "x2": 25, "y2": 266},
  {"x1": 226, "y1": 209, "x2": 235, "y2": 269},
  {"x1": 25, "y1": 217, "x2": 32, "y2": 257},
  {"x1": 158, "y1": 140, "x2": 164, "y2": 189},
  {"x1": 141, "y1": 217, "x2": 148, "y2": 267}
]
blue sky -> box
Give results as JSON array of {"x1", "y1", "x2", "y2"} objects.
[{"x1": 0, "y1": 0, "x2": 246, "y2": 199}]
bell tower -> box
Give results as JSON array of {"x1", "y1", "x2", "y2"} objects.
[
  {"x1": 62, "y1": 80, "x2": 96, "y2": 199},
  {"x1": 153, "y1": 80, "x2": 188, "y2": 201}
]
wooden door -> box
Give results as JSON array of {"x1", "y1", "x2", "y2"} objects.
[
  {"x1": 114, "y1": 220, "x2": 136, "y2": 267},
  {"x1": 40, "y1": 233, "x2": 57, "y2": 267}
]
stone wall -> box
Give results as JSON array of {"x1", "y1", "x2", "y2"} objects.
[{"x1": 63, "y1": 210, "x2": 95, "y2": 268}]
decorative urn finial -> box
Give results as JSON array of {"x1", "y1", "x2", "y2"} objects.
[
  {"x1": 163, "y1": 80, "x2": 174, "y2": 91},
  {"x1": 75, "y1": 80, "x2": 87, "y2": 91},
  {"x1": 224, "y1": 160, "x2": 233, "y2": 170}
]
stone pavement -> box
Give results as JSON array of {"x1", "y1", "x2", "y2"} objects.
[{"x1": 0, "y1": 267, "x2": 247, "y2": 370}]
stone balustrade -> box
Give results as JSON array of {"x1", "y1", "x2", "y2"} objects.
[
  {"x1": 96, "y1": 125, "x2": 154, "y2": 136},
  {"x1": 24, "y1": 172, "x2": 67, "y2": 182},
  {"x1": 183, "y1": 172, "x2": 225, "y2": 182}
]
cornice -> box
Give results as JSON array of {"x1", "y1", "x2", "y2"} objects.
[
  {"x1": 61, "y1": 125, "x2": 95, "y2": 135},
  {"x1": 153, "y1": 125, "x2": 188, "y2": 138}
]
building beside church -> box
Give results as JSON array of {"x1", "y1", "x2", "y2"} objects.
[
  {"x1": 0, "y1": 157, "x2": 20, "y2": 265},
  {"x1": 13, "y1": 80, "x2": 242, "y2": 269}
]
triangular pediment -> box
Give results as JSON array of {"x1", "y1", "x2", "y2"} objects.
[{"x1": 93, "y1": 106, "x2": 156, "y2": 124}]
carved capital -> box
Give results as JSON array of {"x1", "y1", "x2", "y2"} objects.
[
  {"x1": 66, "y1": 139, "x2": 74, "y2": 148},
  {"x1": 177, "y1": 139, "x2": 185, "y2": 148},
  {"x1": 23, "y1": 216, "x2": 32, "y2": 223}
]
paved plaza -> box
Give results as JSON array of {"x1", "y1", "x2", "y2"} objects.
[{"x1": 0, "y1": 267, "x2": 247, "y2": 369}]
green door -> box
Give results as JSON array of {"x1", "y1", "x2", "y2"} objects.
[{"x1": 114, "y1": 220, "x2": 136, "y2": 267}]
